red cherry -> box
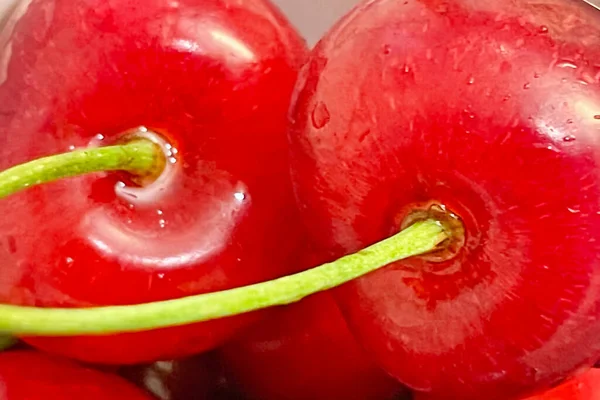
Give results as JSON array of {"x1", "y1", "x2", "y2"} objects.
[
  {"x1": 414, "y1": 369, "x2": 600, "y2": 400},
  {"x1": 0, "y1": 350, "x2": 153, "y2": 399},
  {"x1": 118, "y1": 351, "x2": 241, "y2": 400},
  {"x1": 0, "y1": 0, "x2": 307, "y2": 364},
  {"x1": 522, "y1": 369, "x2": 600, "y2": 400},
  {"x1": 220, "y1": 291, "x2": 406, "y2": 400},
  {"x1": 288, "y1": 0, "x2": 600, "y2": 398}
]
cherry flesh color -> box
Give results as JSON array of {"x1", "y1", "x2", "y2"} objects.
[
  {"x1": 0, "y1": 350, "x2": 153, "y2": 399},
  {"x1": 0, "y1": 0, "x2": 307, "y2": 364},
  {"x1": 221, "y1": 291, "x2": 407, "y2": 400},
  {"x1": 288, "y1": 0, "x2": 600, "y2": 398},
  {"x1": 118, "y1": 351, "x2": 241, "y2": 400}
]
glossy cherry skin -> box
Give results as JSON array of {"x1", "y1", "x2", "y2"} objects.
[
  {"x1": 522, "y1": 369, "x2": 600, "y2": 400},
  {"x1": 0, "y1": 0, "x2": 307, "y2": 364},
  {"x1": 220, "y1": 291, "x2": 406, "y2": 400},
  {"x1": 118, "y1": 351, "x2": 241, "y2": 400},
  {"x1": 288, "y1": 0, "x2": 600, "y2": 398},
  {"x1": 0, "y1": 350, "x2": 153, "y2": 399},
  {"x1": 415, "y1": 369, "x2": 600, "y2": 400}
]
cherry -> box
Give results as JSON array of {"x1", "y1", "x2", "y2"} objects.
[
  {"x1": 118, "y1": 351, "x2": 241, "y2": 400},
  {"x1": 522, "y1": 369, "x2": 600, "y2": 400},
  {"x1": 414, "y1": 369, "x2": 600, "y2": 400},
  {"x1": 0, "y1": 350, "x2": 153, "y2": 399},
  {"x1": 288, "y1": 0, "x2": 600, "y2": 398},
  {"x1": 221, "y1": 291, "x2": 407, "y2": 400},
  {"x1": 521, "y1": 369, "x2": 600, "y2": 400},
  {"x1": 0, "y1": 0, "x2": 307, "y2": 364}
]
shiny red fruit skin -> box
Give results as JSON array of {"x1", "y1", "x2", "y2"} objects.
[
  {"x1": 0, "y1": 0, "x2": 307, "y2": 364},
  {"x1": 415, "y1": 369, "x2": 600, "y2": 400},
  {"x1": 288, "y1": 0, "x2": 600, "y2": 399},
  {"x1": 523, "y1": 368, "x2": 600, "y2": 400},
  {"x1": 220, "y1": 291, "x2": 406, "y2": 400},
  {"x1": 118, "y1": 351, "x2": 241, "y2": 400},
  {"x1": 0, "y1": 350, "x2": 153, "y2": 399}
]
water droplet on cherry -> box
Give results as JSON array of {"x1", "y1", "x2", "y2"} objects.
[
  {"x1": 523, "y1": 82, "x2": 531, "y2": 89},
  {"x1": 311, "y1": 102, "x2": 330, "y2": 129},
  {"x1": 563, "y1": 135, "x2": 576, "y2": 142}
]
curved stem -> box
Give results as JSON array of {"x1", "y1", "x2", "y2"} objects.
[
  {"x1": 0, "y1": 219, "x2": 447, "y2": 336},
  {"x1": 0, "y1": 139, "x2": 163, "y2": 199}
]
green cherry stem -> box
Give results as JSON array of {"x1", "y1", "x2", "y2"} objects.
[
  {"x1": 0, "y1": 139, "x2": 163, "y2": 199},
  {"x1": 0, "y1": 219, "x2": 447, "y2": 336}
]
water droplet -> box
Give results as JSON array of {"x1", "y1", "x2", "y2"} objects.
[
  {"x1": 523, "y1": 82, "x2": 531, "y2": 89},
  {"x1": 502, "y1": 95, "x2": 511, "y2": 102},
  {"x1": 68, "y1": 145, "x2": 76, "y2": 151},
  {"x1": 538, "y1": 25, "x2": 549, "y2": 33},
  {"x1": 234, "y1": 192, "x2": 246, "y2": 201},
  {"x1": 95, "y1": 133, "x2": 105, "y2": 141},
  {"x1": 382, "y1": 44, "x2": 391, "y2": 55},
  {"x1": 158, "y1": 219, "x2": 166, "y2": 228},
  {"x1": 311, "y1": 102, "x2": 330, "y2": 129},
  {"x1": 556, "y1": 60, "x2": 577, "y2": 69},
  {"x1": 156, "y1": 209, "x2": 163, "y2": 215},
  {"x1": 533, "y1": 72, "x2": 540, "y2": 78},
  {"x1": 65, "y1": 257, "x2": 74, "y2": 265},
  {"x1": 566, "y1": 119, "x2": 574, "y2": 124},
  {"x1": 128, "y1": 203, "x2": 135, "y2": 210},
  {"x1": 563, "y1": 135, "x2": 576, "y2": 142},
  {"x1": 403, "y1": 64, "x2": 411, "y2": 73},
  {"x1": 594, "y1": 115, "x2": 600, "y2": 120},
  {"x1": 158, "y1": 273, "x2": 165, "y2": 279},
  {"x1": 467, "y1": 76, "x2": 475, "y2": 85},
  {"x1": 567, "y1": 207, "x2": 581, "y2": 214}
]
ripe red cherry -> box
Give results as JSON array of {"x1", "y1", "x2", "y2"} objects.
[
  {"x1": 0, "y1": 0, "x2": 307, "y2": 364},
  {"x1": 415, "y1": 369, "x2": 600, "y2": 400},
  {"x1": 0, "y1": 350, "x2": 153, "y2": 399},
  {"x1": 220, "y1": 291, "x2": 406, "y2": 400},
  {"x1": 118, "y1": 351, "x2": 241, "y2": 400},
  {"x1": 523, "y1": 369, "x2": 600, "y2": 400},
  {"x1": 288, "y1": 0, "x2": 600, "y2": 398}
]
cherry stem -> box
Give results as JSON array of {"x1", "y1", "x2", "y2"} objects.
[
  {"x1": 0, "y1": 219, "x2": 447, "y2": 336},
  {"x1": 0, "y1": 139, "x2": 163, "y2": 199},
  {"x1": 0, "y1": 336, "x2": 16, "y2": 351}
]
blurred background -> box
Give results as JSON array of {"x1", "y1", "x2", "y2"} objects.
[{"x1": 272, "y1": 0, "x2": 359, "y2": 46}]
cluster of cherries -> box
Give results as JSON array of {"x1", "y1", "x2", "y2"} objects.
[{"x1": 0, "y1": 0, "x2": 600, "y2": 399}]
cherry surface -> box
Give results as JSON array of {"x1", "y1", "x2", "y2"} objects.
[
  {"x1": 288, "y1": 0, "x2": 600, "y2": 399},
  {"x1": 221, "y1": 291, "x2": 406, "y2": 400},
  {"x1": 0, "y1": 350, "x2": 153, "y2": 399},
  {"x1": 0, "y1": 0, "x2": 307, "y2": 364},
  {"x1": 118, "y1": 351, "x2": 242, "y2": 400},
  {"x1": 522, "y1": 368, "x2": 600, "y2": 400}
]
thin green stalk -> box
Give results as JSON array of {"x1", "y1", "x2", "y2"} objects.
[
  {"x1": 0, "y1": 139, "x2": 162, "y2": 199},
  {"x1": 0, "y1": 219, "x2": 447, "y2": 336}
]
